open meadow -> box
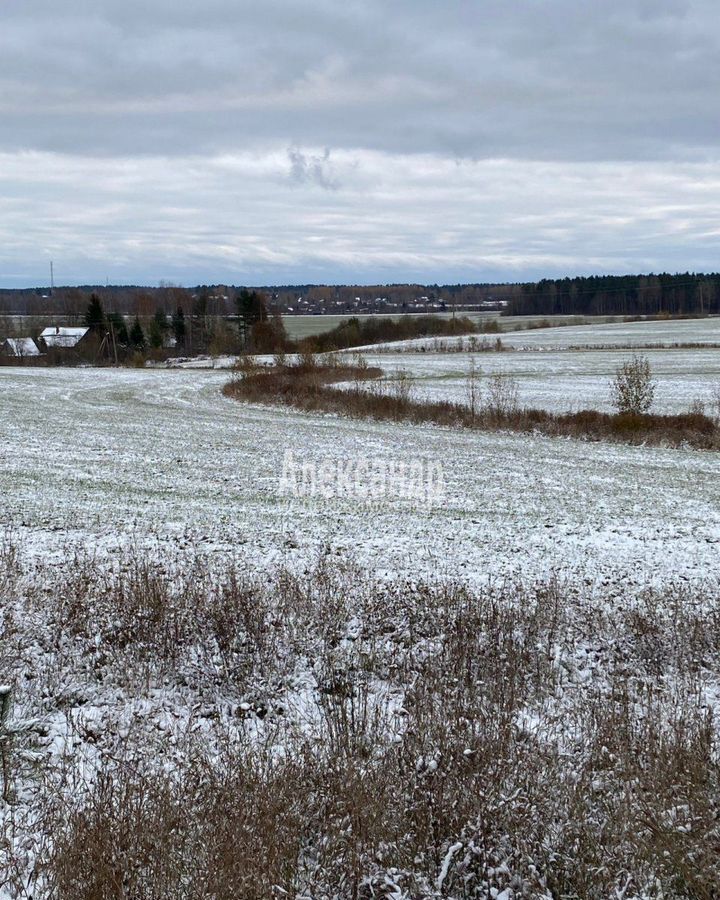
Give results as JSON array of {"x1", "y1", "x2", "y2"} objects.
[
  {"x1": 3, "y1": 364, "x2": 720, "y2": 582},
  {"x1": 358, "y1": 347, "x2": 720, "y2": 414},
  {"x1": 7, "y1": 0, "x2": 720, "y2": 891},
  {"x1": 351, "y1": 318, "x2": 720, "y2": 415},
  {"x1": 1, "y1": 322, "x2": 720, "y2": 896}
]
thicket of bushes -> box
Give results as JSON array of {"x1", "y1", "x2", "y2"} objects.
[{"x1": 297, "y1": 314, "x2": 478, "y2": 353}]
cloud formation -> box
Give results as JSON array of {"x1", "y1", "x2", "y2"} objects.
[
  {"x1": 287, "y1": 148, "x2": 339, "y2": 190},
  {"x1": 1, "y1": 1, "x2": 719, "y2": 284}
]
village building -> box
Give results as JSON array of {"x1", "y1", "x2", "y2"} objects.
[
  {"x1": 38, "y1": 326, "x2": 90, "y2": 350},
  {"x1": 1, "y1": 337, "x2": 41, "y2": 358}
]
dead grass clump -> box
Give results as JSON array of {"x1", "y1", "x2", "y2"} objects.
[
  {"x1": 36, "y1": 555, "x2": 283, "y2": 695},
  {"x1": 49, "y1": 748, "x2": 312, "y2": 900},
  {"x1": 556, "y1": 688, "x2": 720, "y2": 899},
  {"x1": 0, "y1": 532, "x2": 21, "y2": 595},
  {"x1": 551, "y1": 409, "x2": 718, "y2": 447},
  {"x1": 49, "y1": 767, "x2": 189, "y2": 898}
]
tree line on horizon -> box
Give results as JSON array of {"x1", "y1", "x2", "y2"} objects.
[
  {"x1": 4, "y1": 272, "x2": 720, "y2": 323},
  {"x1": 0, "y1": 282, "x2": 507, "y2": 319},
  {"x1": 507, "y1": 272, "x2": 720, "y2": 317},
  {"x1": 80, "y1": 293, "x2": 477, "y2": 360},
  {"x1": 2, "y1": 289, "x2": 482, "y2": 364}
]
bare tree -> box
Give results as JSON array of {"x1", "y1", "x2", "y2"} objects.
[
  {"x1": 485, "y1": 371, "x2": 519, "y2": 416},
  {"x1": 390, "y1": 368, "x2": 413, "y2": 404},
  {"x1": 610, "y1": 354, "x2": 655, "y2": 415},
  {"x1": 0, "y1": 316, "x2": 16, "y2": 341}
]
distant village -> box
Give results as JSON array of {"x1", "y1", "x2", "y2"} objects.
[
  {"x1": 0, "y1": 282, "x2": 511, "y2": 363},
  {"x1": 0, "y1": 281, "x2": 513, "y2": 320}
]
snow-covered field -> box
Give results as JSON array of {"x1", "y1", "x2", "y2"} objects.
[
  {"x1": 358, "y1": 346, "x2": 720, "y2": 414},
  {"x1": 2, "y1": 361, "x2": 720, "y2": 895},
  {"x1": 502, "y1": 316, "x2": 720, "y2": 348},
  {"x1": 2, "y1": 366, "x2": 720, "y2": 584},
  {"x1": 356, "y1": 315, "x2": 720, "y2": 353}
]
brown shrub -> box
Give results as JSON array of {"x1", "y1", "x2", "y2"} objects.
[
  {"x1": 40, "y1": 567, "x2": 720, "y2": 899},
  {"x1": 49, "y1": 749, "x2": 312, "y2": 900}
]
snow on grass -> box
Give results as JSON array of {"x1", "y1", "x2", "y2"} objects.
[
  {"x1": 501, "y1": 316, "x2": 720, "y2": 349},
  {"x1": 349, "y1": 316, "x2": 720, "y2": 353},
  {"x1": 354, "y1": 347, "x2": 720, "y2": 414},
  {"x1": 2, "y1": 363, "x2": 720, "y2": 895},
  {"x1": 2, "y1": 365, "x2": 720, "y2": 585}
]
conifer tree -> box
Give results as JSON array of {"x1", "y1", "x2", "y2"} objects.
[
  {"x1": 149, "y1": 309, "x2": 168, "y2": 349},
  {"x1": 130, "y1": 316, "x2": 146, "y2": 349},
  {"x1": 236, "y1": 289, "x2": 268, "y2": 345},
  {"x1": 172, "y1": 306, "x2": 186, "y2": 348},
  {"x1": 106, "y1": 312, "x2": 129, "y2": 345},
  {"x1": 84, "y1": 293, "x2": 105, "y2": 332}
]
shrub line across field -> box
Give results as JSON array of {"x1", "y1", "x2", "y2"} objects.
[{"x1": 224, "y1": 354, "x2": 720, "y2": 450}]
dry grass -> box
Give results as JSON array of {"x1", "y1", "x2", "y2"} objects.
[
  {"x1": 0, "y1": 542, "x2": 718, "y2": 896},
  {"x1": 224, "y1": 357, "x2": 720, "y2": 450}
]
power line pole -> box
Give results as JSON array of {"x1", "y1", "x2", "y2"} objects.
[{"x1": 50, "y1": 261, "x2": 54, "y2": 296}]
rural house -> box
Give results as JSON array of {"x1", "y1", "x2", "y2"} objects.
[
  {"x1": 1, "y1": 337, "x2": 41, "y2": 358},
  {"x1": 38, "y1": 326, "x2": 90, "y2": 350}
]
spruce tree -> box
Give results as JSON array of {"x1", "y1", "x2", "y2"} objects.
[
  {"x1": 172, "y1": 306, "x2": 186, "y2": 347},
  {"x1": 85, "y1": 293, "x2": 105, "y2": 332},
  {"x1": 149, "y1": 309, "x2": 168, "y2": 349},
  {"x1": 130, "y1": 316, "x2": 146, "y2": 349},
  {"x1": 237, "y1": 289, "x2": 268, "y2": 345},
  {"x1": 153, "y1": 308, "x2": 169, "y2": 334}
]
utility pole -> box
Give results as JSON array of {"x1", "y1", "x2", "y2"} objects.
[{"x1": 50, "y1": 261, "x2": 54, "y2": 296}]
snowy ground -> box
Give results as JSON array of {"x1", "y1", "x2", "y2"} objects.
[
  {"x1": 353, "y1": 315, "x2": 720, "y2": 352},
  {"x1": 2, "y1": 360, "x2": 720, "y2": 895},
  {"x1": 2, "y1": 366, "x2": 720, "y2": 586},
  {"x1": 157, "y1": 319, "x2": 720, "y2": 413},
  {"x1": 357, "y1": 346, "x2": 720, "y2": 414},
  {"x1": 501, "y1": 316, "x2": 720, "y2": 348}
]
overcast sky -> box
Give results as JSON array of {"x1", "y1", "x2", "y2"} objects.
[{"x1": 2, "y1": 0, "x2": 720, "y2": 287}]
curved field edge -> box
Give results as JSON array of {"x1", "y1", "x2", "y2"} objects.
[{"x1": 224, "y1": 358, "x2": 720, "y2": 450}]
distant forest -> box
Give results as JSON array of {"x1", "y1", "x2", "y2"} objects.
[
  {"x1": 2, "y1": 272, "x2": 720, "y2": 318},
  {"x1": 508, "y1": 273, "x2": 720, "y2": 317}
]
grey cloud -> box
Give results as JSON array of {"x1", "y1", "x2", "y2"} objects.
[
  {"x1": 2, "y1": 149, "x2": 720, "y2": 287},
  {"x1": 1, "y1": 0, "x2": 720, "y2": 161},
  {"x1": 288, "y1": 147, "x2": 339, "y2": 189},
  {"x1": 2, "y1": 1, "x2": 720, "y2": 285}
]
